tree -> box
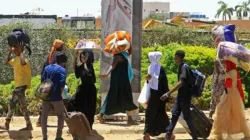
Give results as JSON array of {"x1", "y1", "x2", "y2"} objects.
[
  {"x1": 215, "y1": 1, "x2": 234, "y2": 20},
  {"x1": 235, "y1": 1, "x2": 250, "y2": 19}
]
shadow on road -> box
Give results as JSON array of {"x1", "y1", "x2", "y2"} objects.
[{"x1": 0, "y1": 130, "x2": 33, "y2": 140}]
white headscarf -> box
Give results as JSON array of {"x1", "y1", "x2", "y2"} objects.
[{"x1": 148, "y1": 51, "x2": 162, "y2": 90}]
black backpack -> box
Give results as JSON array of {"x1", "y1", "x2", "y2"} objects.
[{"x1": 7, "y1": 28, "x2": 32, "y2": 55}]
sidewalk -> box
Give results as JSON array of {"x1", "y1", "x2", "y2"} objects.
[
  {"x1": 0, "y1": 110, "x2": 249, "y2": 139},
  {"x1": 0, "y1": 116, "x2": 187, "y2": 140}
]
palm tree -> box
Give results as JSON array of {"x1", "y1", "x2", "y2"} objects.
[
  {"x1": 235, "y1": 0, "x2": 250, "y2": 19},
  {"x1": 215, "y1": 1, "x2": 234, "y2": 20}
]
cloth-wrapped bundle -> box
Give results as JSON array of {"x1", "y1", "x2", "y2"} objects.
[
  {"x1": 75, "y1": 39, "x2": 100, "y2": 50},
  {"x1": 104, "y1": 31, "x2": 131, "y2": 54},
  {"x1": 217, "y1": 41, "x2": 250, "y2": 71},
  {"x1": 211, "y1": 24, "x2": 236, "y2": 42}
]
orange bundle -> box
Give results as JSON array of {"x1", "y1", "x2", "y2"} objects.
[{"x1": 104, "y1": 31, "x2": 131, "y2": 54}]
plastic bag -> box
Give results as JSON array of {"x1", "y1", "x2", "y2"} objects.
[{"x1": 138, "y1": 82, "x2": 150, "y2": 109}]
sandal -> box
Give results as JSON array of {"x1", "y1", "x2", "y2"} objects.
[{"x1": 97, "y1": 114, "x2": 105, "y2": 124}]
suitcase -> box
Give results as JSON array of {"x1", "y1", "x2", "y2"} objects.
[
  {"x1": 64, "y1": 108, "x2": 92, "y2": 139},
  {"x1": 178, "y1": 104, "x2": 212, "y2": 139}
]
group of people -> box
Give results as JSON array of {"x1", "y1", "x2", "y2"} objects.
[
  {"x1": 142, "y1": 50, "x2": 198, "y2": 140},
  {"x1": 0, "y1": 38, "x2": 139, "y2": 140},
  {"x1": 142, "y1": 26, "x2": 250, "y2": 140},
  {"x1": 0, "y1": 26, "x2": 250, "y2": 140}
]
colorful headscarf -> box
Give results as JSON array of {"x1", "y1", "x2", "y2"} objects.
[
  {"x1": 121, "y1": 51, "x2": 134, "y2": 82},
  {"x1": 224, "y1": 60, "x2": 244, "y2": 100},
  {"x1": 148, "y1": 52, "x2": 162, "y2": 90},
  {"x1": 48, "y1": 39, "x2": 64, "y2": 64}
]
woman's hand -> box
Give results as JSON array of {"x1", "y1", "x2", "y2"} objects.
[
  {"x1": 8, "y1": 47, "x2": 14, "y2": 54},
  {"x1": 100, "y1": 74, "x2": 108, "y2": 78},
  {"x1": 146, "y1": 74, "x2": 151, "y2": 80},
  {"x1": 224, "y1": 78, "x2": 233, "y2": 88},
  {"x1": 74, "y1": 50, "x2": 79, "y2": 58}
]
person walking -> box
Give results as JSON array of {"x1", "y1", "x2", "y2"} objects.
[
  {"x1": 143, "y1": 52, "x2": 170, "y2": 140},
  {"x1": 37, "y1": 39, "x2": 65, "y2": 127},
  {"x1": 160, "y1": 50, "x2": 197, "y2": 140},
  {"x1": 41, "y1": 53, "x2": 67, "y2": 140},
  {"x1": 209, "y1": 25, "x2": 236, "y2": 119},
  {"x1": 0, "y1": 44, "x2": 32, "y2": 131},
  {"x1": 97, "y1": 48, "x2": 138, "y2": 125},
  {"x1": 210, "y1": 60, "x2": 250, "y2": 140},
  {"x1": 67, "y1": 50, "x2": 97, "y2": 129}
]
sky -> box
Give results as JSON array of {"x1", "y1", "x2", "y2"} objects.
[{"x1": 0, "y1": 0, "x2": 246, "y2": 20}]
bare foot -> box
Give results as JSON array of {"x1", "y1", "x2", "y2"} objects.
[
  {"x1": 127, "y1": 120, "x2": 139, "y2": 125},
  {"x1": 165, "y1": 134, "x2": 175, "y2": 140},
  {"x1": 97, "y1": 114, "x2": 105, "y2": 124},
  {"x1": 36, "y1": 122, "x2": 41, "y2": 127},
  {"x1": 0, "y1": 122, "x2": 10, "y2": 131}
]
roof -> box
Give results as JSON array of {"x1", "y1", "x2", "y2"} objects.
[
  {"x1": 0, "y1": 14, "x2": 57, "y2": 20},
  {"x1": 216, "y1": 20, "x2": 250, "y2": 31},
  {"x1": 95, "y1": 18, "x2": 158, "y2": 29},
  {"x1": 62, "y1": 16, "x2": 95, "y2": 20},
  {"x1": 95, "y1": 18, "x2": 250, "y2": 31},
  {"x1": 184, "y1": 20, "x2": 250, "y2": 31}
]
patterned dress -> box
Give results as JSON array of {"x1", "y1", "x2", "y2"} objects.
[{"x1": 210, "y1": 60, "x2": 225, "y2": 113}]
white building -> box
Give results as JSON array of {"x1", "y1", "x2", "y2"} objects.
[{"x1": 143, "y1": 2, "x2": 170, "y2": 19}]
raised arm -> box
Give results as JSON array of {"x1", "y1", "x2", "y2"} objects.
[
  {"x1": 73, "y1": 51, "x2": 79, "y2": 70},
  {"x1": 6, "y1": 48, "x2": 13, "y2": 65}
]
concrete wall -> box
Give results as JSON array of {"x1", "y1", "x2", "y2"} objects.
[{"x1": 0, "y1": 18, "x2": 56, "y2": 28}]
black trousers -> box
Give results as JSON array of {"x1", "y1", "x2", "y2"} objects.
[{"x1": 166, "y1": 95, "x2": 197, "y2": 140}]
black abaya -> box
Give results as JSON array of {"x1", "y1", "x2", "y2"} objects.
[
  {"x1": 67, "y1": 63, "x2": 97, "y2": 129},
  {"x1": 144, "y1": 67, "x2": 170, "y2": 136}
]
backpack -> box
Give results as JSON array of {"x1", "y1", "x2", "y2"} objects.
[
  {"x1": 184, "y1": 64, "x2": 206, "y2": 97},
  {"x1": 7, "y1": 28, "x2": 32, "y2": 55},
  {"x1": 36, "y1": 68, "x2": 59, "y2": 100}
]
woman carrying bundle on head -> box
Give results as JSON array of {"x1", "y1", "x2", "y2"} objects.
[
  {"x1": 209, "y1": 24, "x2": 236, "y2": 119},
  {"x1": 97, "y1": 31, "x2": 138, "y2": 125},
  {"x1": 67, "y1": 49, "x2": 97, "y2": 130},
  {"x1": 210, "y1": 60, "x2": 250, "y2": 140}
]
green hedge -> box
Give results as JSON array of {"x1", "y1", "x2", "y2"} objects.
[
  {"x1": 1, "y1": 22, "x2": 250, "y2": 84},
  {"x1": 1, "y1": 43, "x2": 249, "y2": 115}
]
